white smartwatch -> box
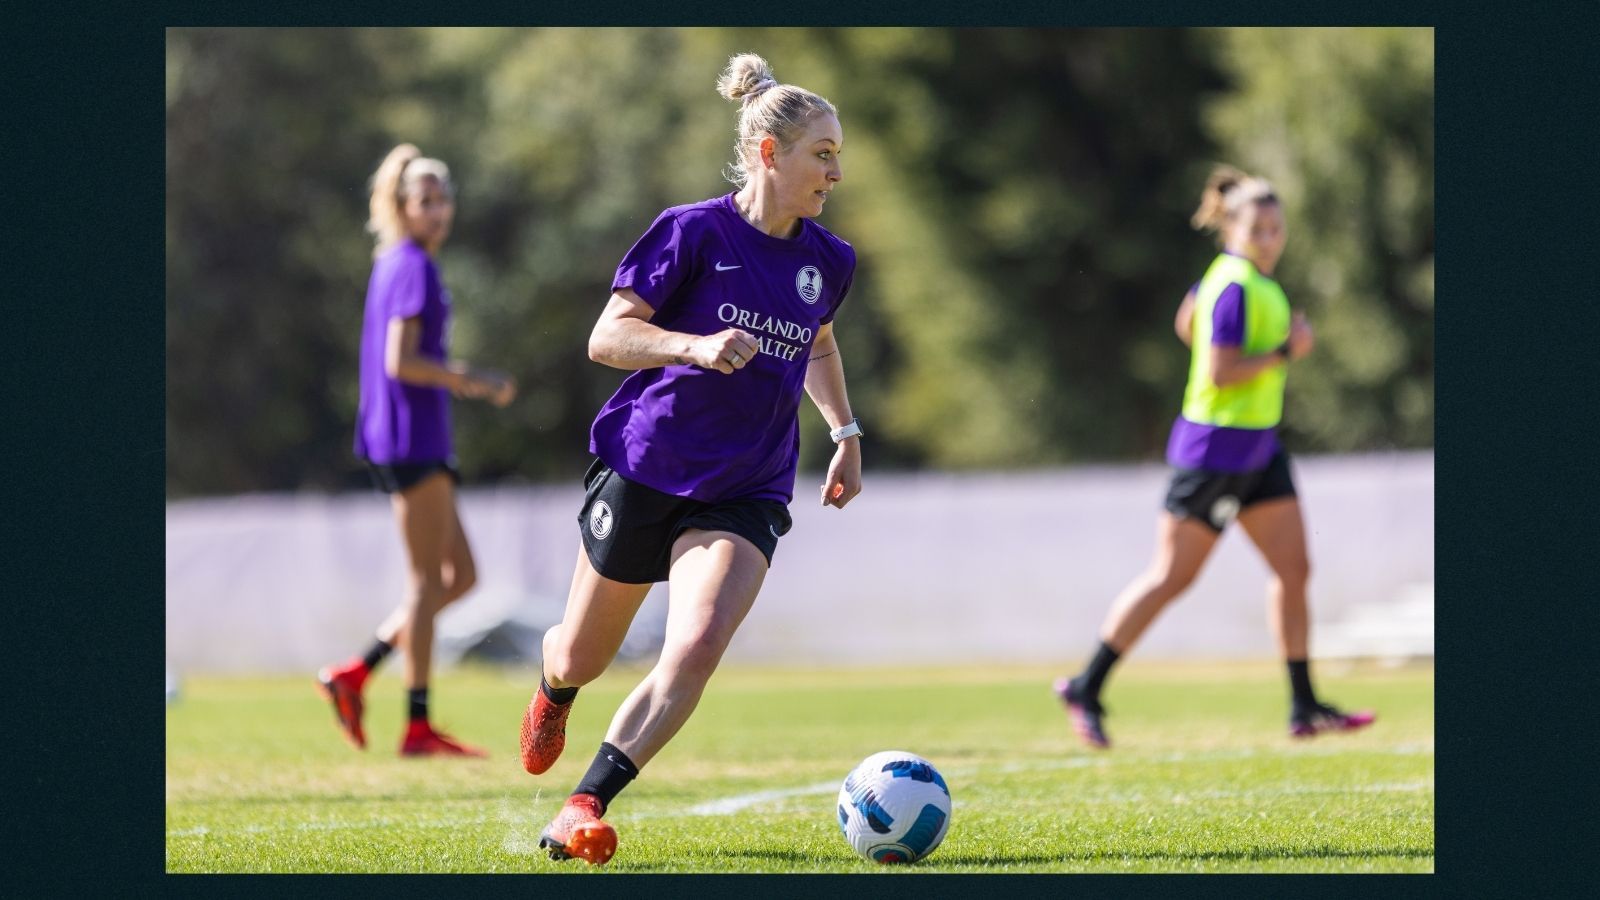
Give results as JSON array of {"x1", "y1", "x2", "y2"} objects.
[{"x1": 830, "y1": 418, "x2": 863, "y2": 443}]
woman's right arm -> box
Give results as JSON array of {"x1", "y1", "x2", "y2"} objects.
[
  {"x1": 384, "y1": 317, "x2": 515, "y2": 406},
  {"x1": 589, "y1": 288, "x2": 759, "y2": 374},
  {"x1": 1174, "y1": 289, "x2": 1197, "y2": 347}
]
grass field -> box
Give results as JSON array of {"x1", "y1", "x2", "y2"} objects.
[{"x1": 165, "y1": 660, "x2": 1433, "y2": 873}]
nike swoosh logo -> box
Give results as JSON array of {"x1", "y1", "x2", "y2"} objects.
[{"x1": 715, "y1": 262, "x2": 741, "y2": 271}]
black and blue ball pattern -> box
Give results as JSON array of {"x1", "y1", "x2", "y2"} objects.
[{"x1": 836, "y1": 751, "x2": 952, "y2": 864}]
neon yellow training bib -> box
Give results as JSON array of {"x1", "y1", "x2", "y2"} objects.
[{"x1": 1181, "y1": 254, "x2": 1291, "y2": 429}]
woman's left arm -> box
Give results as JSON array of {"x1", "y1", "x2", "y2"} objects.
[{"x1": 803, "y1": 323, "x2": 862, "y2": 509}]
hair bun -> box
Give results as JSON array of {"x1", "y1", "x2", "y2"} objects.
[
  {"x1": 744, "y1": 77, "x2": 778, "y2": 103},
  {"x1": 717, "y1": 53, "x2": 776, "y2": 103}
]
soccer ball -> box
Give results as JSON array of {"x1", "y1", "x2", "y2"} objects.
[{"x1": 836, "y1": 750, "x2": 952, "y2": 864}]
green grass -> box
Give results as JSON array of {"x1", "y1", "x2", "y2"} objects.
[{"x1": 166, "y1": 660, "x2": 1433, "y2": 873}]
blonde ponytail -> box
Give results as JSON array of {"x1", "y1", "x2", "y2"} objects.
[
  {"x1": 1190, "y1": 164, "x2": 1250, "y2": 233},
  {"x1": 366, "y1": 143, "x2": 452, "y2": 258}
]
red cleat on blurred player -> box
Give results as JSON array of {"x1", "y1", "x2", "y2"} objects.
[
  {"x1": 316, "y1": 660, "x2": 369, "y2": 750},
  {"x1": 399, "y1": 720, "x2": 489, "y2": 758}
]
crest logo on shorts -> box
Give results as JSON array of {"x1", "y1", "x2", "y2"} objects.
[
  {"x1": 795, "y1": 266, "x2": 822, "y2": 304},
  {"x1": 1209, "y1": 495, "x2": 1241, "y2": 529},
  {"x1": 590, "y1": 501, "x2": 614, "y2": 540}
]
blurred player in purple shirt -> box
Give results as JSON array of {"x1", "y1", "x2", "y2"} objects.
[
  {"x1": 317, "y1": 144, "x2": 517, "y2": 759},
  {"x1": 520, "y1": 54, "x2": 863, "y2": 866},
  {"x1": 1055, "y1": 165, "x2": 1373, "y2": 749}
]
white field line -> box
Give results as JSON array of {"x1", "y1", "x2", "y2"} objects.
[
  {"x1": 666, "y1": 743, "x2": 1433, "y2": 818},
  {"x1": 169, "y1": 744, "x2": 1434, "y2": 837}
]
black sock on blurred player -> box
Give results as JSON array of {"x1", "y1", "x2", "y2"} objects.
[
  {"x1": 1287, "y1": 659, "x2": 1317, "y2": 711},
  {"x1": 574, "y1": 741, "x2": 639, "y2": 813},
  {"x1": 362, "y1": 639, "x2": 394, "y2": 672},
  {"x1": 1076, "y1": 641, "x2": 1121, "y2": 702},
  {"x1": 541, "y1": 675, "x2": 579, "y2": 705},
  {"x1": 408, "y1": 687, "x2": 429, "y2": 723}
]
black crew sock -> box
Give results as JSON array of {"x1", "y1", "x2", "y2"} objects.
[
  {"x1": 1287, "y1": 659, "x2": 1317, "y2": 712},
  {"x1": 408, "y1": 687, "x2": 429, "y2": 723},
  {"x1": 1074, "y1": 641, "x2": 1122, "y2": 702},
  {"x1": 541, "y1": 675, "x2": 579, "y2": 706},
  {"x1": 573, "y1": 742, "x2": 640, "y2": 814},
  {"x1": 361, "y1": 639, "x2": 394, "y2": 672}
]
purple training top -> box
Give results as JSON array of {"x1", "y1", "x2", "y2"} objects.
[
  {"x1": 591, "y1": 193, "x2": 856, "y2": 504},
  {"x1": 353, "y1": 239, "x2": 454, "y2": 465},
  {"x1": 1165, "y1": 263, "x2": 1281, "y2": 473}
]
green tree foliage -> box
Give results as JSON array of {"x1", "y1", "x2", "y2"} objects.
[
  {"x1": 167, "y1": 28, "x2": 425, "y2": 493},
  {"x1": 165, "y1": 27, "x2": 1433, "y2": 497},
  {"x1": 1203, "y1": 27, "x2": 1434, "y2": 451}
]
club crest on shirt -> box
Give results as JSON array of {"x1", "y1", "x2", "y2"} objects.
[
  {"x1": 590, "y1": 501, "x2": 614, "y2": 539},
  {"x1": 795, "y1": 266, "x2": 822, "y2": 304}
]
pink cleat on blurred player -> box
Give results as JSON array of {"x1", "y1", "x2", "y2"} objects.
[
  {"x1": 1290, "y1": 702, "x2": 1376, "y2": 738},
  {"x1": 1054, "y1": 677, "x2": 1111, "y2": 749}
]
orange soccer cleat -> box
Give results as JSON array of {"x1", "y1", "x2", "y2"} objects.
[
  {"x1": 520, "y1": 687, "x2": 573, "y2": 775},
  {"x1": 539, "y1": 793, "x2": 617, "y2": 865}
]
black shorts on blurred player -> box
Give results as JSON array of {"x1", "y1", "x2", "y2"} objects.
[
  {"x1": 1163, "y1": 449, "x2": 1297, "y2": 533},
  {"x1": 367, "y1": 459, "x2": 461, "y2": 495}
]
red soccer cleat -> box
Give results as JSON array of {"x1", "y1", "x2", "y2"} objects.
[
  {"x1": 1290, "y1": 702, "x2": 1377, "y2": 739},
  {"x1": 315, "y1": 661, "x2": 368, "y2": 750},
  {"x1": 399, "y1": 721, "x2": 490, "y2": 758},
  {"x1": 520, "y1": 687, "x2": 573, "y2": 775},
  {"x1": 539, "y1": 794, "x2": 617, "y2": 865}
]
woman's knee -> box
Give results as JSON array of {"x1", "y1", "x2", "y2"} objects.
[
  {"x1": 443, "y1": 560, "x2": 477, "y2": 603},
  {"x1": 1146, "y1": 564, "x2": 1199, "y2": 600},
  {"x1": 664, "y1": 625, "x2": 735, "y2": 681},
  {"x1": 1274, "y1": 556, "x2": 1311, "y2": 590},
  {"x1": 404, "y1": 577, "x2": 448, "y2": 616}
]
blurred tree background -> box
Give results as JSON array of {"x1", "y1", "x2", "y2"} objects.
[{"x1": 166, "y1": 27, "x2": 1433, "y2": 497}]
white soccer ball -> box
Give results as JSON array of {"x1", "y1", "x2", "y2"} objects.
[{"x1": 836, "y1": 750, "x2": 952, "y2": 864}]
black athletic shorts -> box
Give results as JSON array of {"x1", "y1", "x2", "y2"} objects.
[
  {"x1": 577, "y1": 458, "x2": 793, "y2": 585},
  {"x1": 1163, "y1": 449, "x2": 1297, "y2": 533},
  {"x1": 366, "y1": 459, "x2": 460, "y2": 495}
]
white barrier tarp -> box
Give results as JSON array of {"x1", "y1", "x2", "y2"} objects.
[{"x1": 166, "y1": 453, "x2": 1433, "y2": 673}]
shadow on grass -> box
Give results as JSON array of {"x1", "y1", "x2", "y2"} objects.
[
  {"x1": 185, "y1": 789, "x2": 518, "y2": 807},
  {"x1": 616, "y1": 848, "x2": 845, "y2": 871},
  {"x1": 615, "y1": 844, "x2": 1431, "y2": 872},
  {"x1": 932, "y1": 845, "x2": 1434, "y2": 865}
]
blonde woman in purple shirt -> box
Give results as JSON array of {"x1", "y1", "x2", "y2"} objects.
[
  {"x1": 317, "y1": 144, "x2": 516, "y2": 759},
  {"x1": 520, "y1": 54, "x2": 862, "y2": 865}
]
